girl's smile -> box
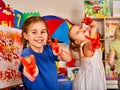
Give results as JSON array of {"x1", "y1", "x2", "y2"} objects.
[{"x1": 23, "y1": 22, "x2": 48, "y2": 52}]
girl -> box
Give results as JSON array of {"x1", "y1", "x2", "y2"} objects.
[
  {"x1": 108, "y1": 22, "x2": 120, "y2": 89},
  {"x1": 68, "y1": 17, "x2": 106, "y2": 90},
  {"x1": 19, "y1": 16, "x2": 72, "y2": 90}
]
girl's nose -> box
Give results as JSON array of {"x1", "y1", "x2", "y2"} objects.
[
  {"x1": 37, "y1": 33, "x2": 42, "y2": 37},
  {"x1": 79, "y1": 28, "x2": 83, "y2": 32}
]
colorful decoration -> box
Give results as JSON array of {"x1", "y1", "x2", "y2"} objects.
[
  {"x1": 0, "y1": 0, "x2": 6, "y2": 13},
  {"x1": 14, "y1": 9, "x2": 23, "y2": 29},
  {"x1": 105, "y1": 21, "x2": 118, "y2": 40},
  {"x1": 84, "y1": 0, "x2": 111, "y2": 18},
  {"x1": 43, "y1": 15, "x2": 65, "y2": 36},
  {"x1": 89, "y1": 0, "x2": 101, "y2": 4},
  {"x1": 22, "y1": 12, "x2": 40, "y2": 23},
  {"x1": 58, "y1": 67, "x2": 67, "y2": 79},
  {"x1": 0, "y1": 0, "x2": 14, "y2": 27},
  {"x1": 67, "y1": 67, "x2": 79, "y2": 80},
  {"x1": 43, "y1": 15, "x2": 73, "y2": 44},
  {"x1": 0, "y1": 13, "x2": 14, "y2": 27}
]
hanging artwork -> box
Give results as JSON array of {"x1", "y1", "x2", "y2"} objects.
[
  {"x1": 0, "y1": 0, "x2": 14, "y2": 27},
  {"x1": 113, "y1": 0, "x2": 120, "y2": 17},
  {"x1": 0, "y1": 25, "x2": 22, "y2": 89},
  {"x1": 84, "y1": 0, "x2": 111, "y2": 18},
  {"x1": 105, "y1": 21, "x2": 119, "y2": 40}
]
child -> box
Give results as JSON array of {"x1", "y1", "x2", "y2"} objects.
[
  {"x1": 108, "y1": 22, "x2": 120, "y2": 89},
  {"x1": 68, "y1": 16, "x2": 106, "y2": 90},
  {"x1": 19, "y1": 16, "x2": 72, "y2": 90}
]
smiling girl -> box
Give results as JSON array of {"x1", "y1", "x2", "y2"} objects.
[{"x1": 19, "y1": 16, "x2": 72, "y2": 90}]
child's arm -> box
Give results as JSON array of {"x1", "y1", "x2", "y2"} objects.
[
  {"x1": 108, "y1": 50, "x2": 116, "y2": 71},
  {"x1": 83, "y1": 41, "x2": 94, "y2": 57},
  {"x1": 82, "y1": 14, "x2": 97, "y2": 37},
  {"x1": 89, "y1": 20, "x2": 97, "y2": 37},
  {"x1": 57, "y1": 47, "x2": 75, "y2": 67},
  {"x1": 82, "y1": 15, "x2": 100, "y2": 56},
  {"x1": 85, "y1": 33, "x2": 101, "y2": 52},
  {"x1": 83, "y1": 31, "x2": 101, "y2": 57},
  {"x1": 58, "y1": 48, "x2": 72, "y2": 62}
]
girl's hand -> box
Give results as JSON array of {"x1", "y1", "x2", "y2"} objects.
[
  {"x1": 49, "y1": 38, "x2": 63, "y2": 56},
  {"x1": 81, "y1": 14, "x2": 97, "y2": 37},
  {"x1": 81, "y1": 14, "x2": 93, "y2": 25},
  {"x1": 85, "y1": 33, "x2": 101, "y2": 52},
  {"x1": 20, "y1": 55, "x2": 39, "y2": 82},
  {"x1": 110, "y1": 65, "x2": 115, "y2": 71}
]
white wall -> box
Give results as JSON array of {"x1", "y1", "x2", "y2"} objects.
[{"x1": 4, "y1": 0, "x2": 84, "y2": 24}]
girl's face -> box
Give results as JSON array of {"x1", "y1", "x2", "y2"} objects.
[
  {"x1": 69, "y1": 25, "x2": 89, "y2": 44},
  {"x1": 23, "y1": 21, "x2": 48, "y2": 52}
]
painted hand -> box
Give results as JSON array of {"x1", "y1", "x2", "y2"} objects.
[
  {"x1": 49, "y1": 38, "x2": 63, "y2": 55},
  {"x1": 85, "y1": 33, "x2": 101, "y2": 52},
  {"x1": 110, "y1": 65, "x2": 115, "y2": 71},
  {"x1": 81, "y1": 14, "x2": 93, "y2": 25},
  {"x1": 20, "y1": 55, "x2": 38, "y2": 81}
]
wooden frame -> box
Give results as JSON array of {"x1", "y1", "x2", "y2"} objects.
[{"x1": 113, "y1": 0, "x2": 120, "y2": 17}]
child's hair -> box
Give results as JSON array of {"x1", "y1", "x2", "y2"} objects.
[
  {"x1": 21, "y1": 16, "x2": 49, "y2": 49},
  {"x1": 68, "y1": 26, "x2": 80, "y2": 52},
  {"x1": 115, "y1": 22, "x2": 120, "y2": 39},
  {"x1": 68, "y1": 26, "x2": 81, "y2": 65}
]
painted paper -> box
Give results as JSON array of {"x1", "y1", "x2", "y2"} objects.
[{"x1": 0, "y1": 25, "x2": 22, "y2": 89}]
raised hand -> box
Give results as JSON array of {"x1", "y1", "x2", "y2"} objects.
[
  {"x1": 110, "y1": 65, "x2": 115, "y2": 71},
  {"x1": 49, "y1": 38, "x2": 63, "y2": 55},
  {"x1": 20, "y1": 55, "x2": 38, "y2": 81},
  {"x1": 49, "y1": 38, "x2": 59, "y2": 53},
  {"x1": 81, "y1": 14, "x2": 93, "y2": 25},
  {"x1": 85, "y1": 33, "x2": 101, "y2": 52}
]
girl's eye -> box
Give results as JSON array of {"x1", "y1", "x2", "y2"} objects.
[
  {"x1": 32, "y1": 31, "x2": 36, "y2": 34},
  {"x1": 41, "y1": 31, "x2": 46, "y2": 33},
  {"x1": 41, "y1": 30, "x2": 47, "y2": 33},
  {"x1": 75, "y1": 31, "x2": 79, "y2": 35}
]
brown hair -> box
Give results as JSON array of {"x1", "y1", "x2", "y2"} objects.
[
  {"x1": 68, "y1": 26, "x2": 80, "y2": 52},
  {"x1": 21, "y1": 16, "x2": 49, "y2": 49},
  {"x1": 68, "y1": 26, "x2": 81, "y2": 64}
]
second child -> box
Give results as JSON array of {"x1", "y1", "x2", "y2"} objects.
[{"x1": 68, "y1": 17, "x2": 106, "y2": 90}]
